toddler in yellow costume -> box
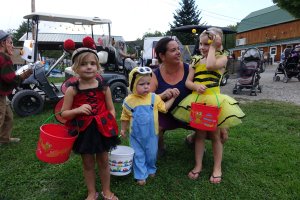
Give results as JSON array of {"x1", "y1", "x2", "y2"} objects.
[
  {"x1": 120, "y1": 66, "x2": 178, "y2": 186},
  {"x1": 172, "y1": 27, "x2": 245, "y2": 183}
]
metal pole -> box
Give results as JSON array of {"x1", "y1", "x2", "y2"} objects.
[{"x1": 31, "y1": 0, "x2": 36, "y2": 41}]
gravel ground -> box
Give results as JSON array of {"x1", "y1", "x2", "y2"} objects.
[{"x1": 221, "y1": 63, "x2": 300, "y2": 106}]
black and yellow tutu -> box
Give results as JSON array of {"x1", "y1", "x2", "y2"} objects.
[{"x1": 171, "y1": 56, "x2": 245, "y2": 128}]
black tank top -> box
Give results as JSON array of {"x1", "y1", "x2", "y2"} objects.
[{"x1": 153, "y1": 63, "x2": 191, "y2": 111}]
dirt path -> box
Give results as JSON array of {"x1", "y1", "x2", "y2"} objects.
[{"x1": 221, "y1": 63, "x2": 300, "y2": 105}]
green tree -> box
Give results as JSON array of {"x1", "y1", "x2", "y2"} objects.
[
  {"x1": 12, "y1": 21, "x2": 31, "y2": 47},
  {"x1": 223, "y1": 24, "x2": 237, "y2": 50},
  {"x1": 126, "y1": 31, "x2": 165, "y2": 57},
  {"x1": 170, "y1": 0, "x2": 202, "y2": 45},
  {"x1": 273, "y1": 0, "x2": 300, "y2": 18},
  {"x1": 126, "y1": 38, "x2": 143, "y2": 55},
  {"x1": 142, "y1": 31, "x2": 164, "y2": 40}
]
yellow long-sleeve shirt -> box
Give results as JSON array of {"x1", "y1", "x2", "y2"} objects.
[{"x1": 120, "y1": 93, "x2": 167, "y2": 134}]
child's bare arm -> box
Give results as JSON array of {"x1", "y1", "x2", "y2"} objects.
[
  {"x1": 61, "y1": 87, "x2": 92, "y2": 120},
  {"x1": 206, "y1": 35, "x2": 228, "y2": 70},
  {"x1": 164, "y1": 91, "x2": 179, "y2": 111},
  {"x1": 185, "y1": 65, "x2": 196, "y2": 90},
  {"x1": 120, "y1": 120, "x2": 130, "y2": 138},
  {"x1": 185, "y1": 66, "x2": 207, "y2": 94},
  {"x1": 164, "y1": 98, "x2": 175, "y2": 111},
  {"x1": 206, "y1": 48, "x2": 227, "y2": 70}
]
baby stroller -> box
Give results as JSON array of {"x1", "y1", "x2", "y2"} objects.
[
  {"x1": 273, "y1": 45, "x2": 300, "y2": 83},
  {"x1": 233, "y1": 47, "x2": 265, "y2": 96}
]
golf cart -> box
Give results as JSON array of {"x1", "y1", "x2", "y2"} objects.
[
  {"x1": 171, "y1": 25, "x2": 237, "y2": 86},
  {"x1": 11, "y1": 12, "x2": 128, "y2": 117}
]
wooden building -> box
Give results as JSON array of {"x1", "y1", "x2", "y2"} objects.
[{"x1": 230, "y1": 5, "x2": 300, "y2": 63}]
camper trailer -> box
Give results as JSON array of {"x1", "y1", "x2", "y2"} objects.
[{"x1": 142, "y1": 36, "x2": 189, "y2": 66}]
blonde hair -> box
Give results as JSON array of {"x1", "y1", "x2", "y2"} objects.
[
  {"x1": 200, "y1": 27, "x2": 224, "y2": 51},
  {"x1": 72, "y1": 52, "x2": 103, "y2": 74},
  {"x1": 200, "y1": 27, "x2": 223, "y2": 39}
]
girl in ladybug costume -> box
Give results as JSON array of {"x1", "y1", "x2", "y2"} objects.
[{"x1": 61, "y1": 37, "x2": 119, "y2": 200}]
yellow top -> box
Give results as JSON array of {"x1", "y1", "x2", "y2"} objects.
[
  {"x1": 120, "y1": 93, "x2": 167, "y2": 134},
  {"x1": 191, "y1": 56, "x2": 222, "y2": 95}
]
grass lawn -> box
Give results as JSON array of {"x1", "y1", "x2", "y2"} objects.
[{"x1": 0, "y1": 100, "x2": 299, "y2": 200}]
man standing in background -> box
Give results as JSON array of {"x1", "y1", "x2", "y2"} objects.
[{"x1": 0, "y1": 30, "x2": 32, "y2": 145}]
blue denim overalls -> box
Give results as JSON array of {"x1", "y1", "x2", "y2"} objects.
[{"x1": 123, "y1": 93, "x2": 158, "y2": 180}]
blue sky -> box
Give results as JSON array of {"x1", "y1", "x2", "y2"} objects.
[{"x1": 1, "y1": 0, "x2": 275, "y2": 41}]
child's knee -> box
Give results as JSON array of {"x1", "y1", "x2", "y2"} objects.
[
  {"x1": 83, "y1": 162, "x2": 95, "y2": 171},
  {"x1": 195, "y1": 130, "x2": 206, "y2": 139},
  {"x1": 98, "y1": 163, "x2": 110, "y2": 171},
  {"x1": 210, "y1": 130, "x2": 222, "y2": 141}
]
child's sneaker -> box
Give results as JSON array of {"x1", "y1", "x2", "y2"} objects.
[{"x1": 9, "y1": 138, "x2": 20, "y2": 143}]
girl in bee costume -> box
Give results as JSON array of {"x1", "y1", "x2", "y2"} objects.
[{"x1": 172, "y1": 28, "x2": 245, "y2": 184}]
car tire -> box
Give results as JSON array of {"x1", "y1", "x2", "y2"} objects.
[
  {"x1": 11, "y1": 89, "x2": 44, "y2": 117},
  {"x1": 110, "y1": 82, "x2": 128, "y2": 103}
]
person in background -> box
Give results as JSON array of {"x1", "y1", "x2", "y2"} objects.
[
  {"x1": 120, "y1": 66, "x2": 178, "y2": 186},
  {"x1": 263, "y1": 52, "x2": 271, "y2": 65},
  {"x1": 172, "y1": 27, "x2": 245, "y2": 183},
  {"x1": 0, "y1": 30, "x2": 32, "y2": 145},
  {"x1": 114, "y1": 40, "x2": 137, "y2": 71},
  {"x1": 111, "y1": 37, "x2": 116, "y2": 47},
  {"x1": 61, "y1": 37, "x2": 119, "y2": 200}
]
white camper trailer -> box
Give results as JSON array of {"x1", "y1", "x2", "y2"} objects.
[{"x1": 142, "y1": 36, "x2": 185, "y2": 66}]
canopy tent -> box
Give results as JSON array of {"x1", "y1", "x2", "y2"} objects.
[
  {"x1": 171, "y1": 25, "x2": 236, "y2": 55},
  {"x1": 171, "y1": 25, "x2": 236, "y2": 34}
]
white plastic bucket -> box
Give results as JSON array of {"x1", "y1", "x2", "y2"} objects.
[{"x1": 109, "y1": 145, "x2": 134, "y2": 176}]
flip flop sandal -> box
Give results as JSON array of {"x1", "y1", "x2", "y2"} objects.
[
  {"x1": 101, "y1": 191, "x2": 119, "y2": 200},
  {"x1": 210, "y1": 175, "x2": 222, "y2": 184},
  {"x1": 188, "y1": 170, "x2": 201, "y2": 180},
  {"x1": 85, "y1": 192, "x2": 99, "y2": 200}
]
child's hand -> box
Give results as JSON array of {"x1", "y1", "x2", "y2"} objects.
[
  {"x1": 170, "y1": 88, "x2": 180, "y2": 98},
  {"x1": 76, "y1": 104, "x2": 92, "y2": 115},
  {"x1": 211, "y1": 34, "x2": 222, "y2": 49},
  {"x1": 162, "y1": 88, "x2": 174, "y2": 100},
  {"x1": 120, "y1": 130, "x2": 126, "y2": 138},
  {"x1": 196, "y1": 84, "x2": 207, "y2": 94}
]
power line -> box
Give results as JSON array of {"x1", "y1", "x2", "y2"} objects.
[
  {"x1": 200, "y1": 8, "x2": 284, "y2": 28},
  {"x1": 201, "y1": 12, "x2": 240, "y2": 25},
  {"x1": 162, "y1": 0, "x2": 277, "y2": 28},
  {"x1": 200, "y1": 9, "x2": 243, "y2": 21}
]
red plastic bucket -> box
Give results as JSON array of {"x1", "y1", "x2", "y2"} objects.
[
  {"x1": 36, "y1": 124, "x2": 77, "y2": 164},
  {"x1": 190, "y1": 103, "x2": 221, "y2": 131}
]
